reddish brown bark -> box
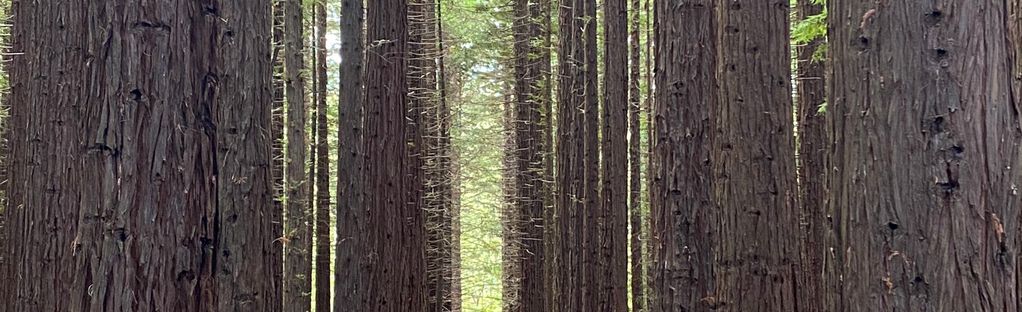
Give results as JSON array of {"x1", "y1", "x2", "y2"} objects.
[
  {"x1": 336, "y1": 0, "x2": 367, "y2": 308},
  {"x1": 826, "y1": 1, "x2": 1022, "y2": 310},
  {"x1": 283, "y1": 0, "x2": 311, "y2": 310},
  {"x1": 600, "y1": 0, "x2": 629, "y2": 309},
  {"x1": 713, "y1": 0, "x2": 800, "y2": 309},
  {"x1": 650, "y1": 1, "x2": 717, "y2": 310},
  {"x1": 3, "y1": 1, "x2": 279, "y2": 310},
  {"x1": 362, "y1": 0, "x2": 426, "y2": 309},
  {"x1": 794, "y1": 0, "x2": 826, "y2": 310}
]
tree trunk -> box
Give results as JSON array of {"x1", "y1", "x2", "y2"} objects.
[
  {"x1": 504, "y1": 0, "x2": 551, "y2": 310},
  {"x1": 627, "y1": 0, "x2": 645, "y2": 309},
  {"x1": 601, "y1": 0, "x2": 629, "y2": 309},
  {"x1": 794, "y1": 0, "x2": 825, "y2": 310},
  {"x1": 650, "y1": 1, "x2": 716, "y2": 311},
  {"x1": 363, "y1": 0, "x2": 426, "y2": 309},
  {"x1": 550, "y1": 0, "x2": 599, "y2": 309},
  {"x1": 3, "y1": 1, "x2": 279, "y2": 310},
  {"x1": 825, "y1": 2, "x2": 1022, "y2": 310},
  {"x1": 270, "y1": 0, "x2": 287, "y2": 304},
  {"x1": 313, "y1": 2, "x2": 331, "y2": 311},
  {"x1": 713, "y1": 0, "x2": 799, "y2": 309},
  {"x1": 283, "y1": 0, "x2": 311, "y2": 310},
  {"x1": 336, "y1": 0, "x2": 366, "y2": 308},
  {"x1": 438, "y1": 4, "x2": 461, "y2": 309}
]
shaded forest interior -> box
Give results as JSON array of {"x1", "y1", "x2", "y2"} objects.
[{"x1": 2, "y1": 0, "x2": 1022, "y2": 311}]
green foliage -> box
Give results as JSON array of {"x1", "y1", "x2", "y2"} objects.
[{"x1": 791, "y1": 0, "x2": 827, "y2": 62}]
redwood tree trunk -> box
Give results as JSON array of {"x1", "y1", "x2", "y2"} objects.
[
  {"x1": 600, "y1": 0, "x2": 629, "y2": 309},
  {"x1": 504, "y1": 0, "x2": 551, "y2": 310},
  {"x1": 283, "y1": 0, "x2": 311, "y2": 310},
  {"x1": 650, "y1": 1, "x2": 717, "y2": 310},
  {"x1": 3, "y1": 1, "x2": 279, "y2": 310},
  {"x1": 313, "y1": 3, "x2": 331, "y2": 311},
  {"x1": 627, "y1": 0, "x2": 645, "y2": 309},
  {"x1": 270, "y1": 0, "x2": 287, "y2": 304},
  {"x1": 712, "y1": 0, "x2": 800, "y2": 309},
  {"x1": 336, "y1": 0, "x2": 366, "y2": 308},
  {"x1": 794, "y1": 0, "x2": 826, "y2": 310},
  {"x1": 825, "y1": 2, "x2": 1021, "y2": 310},
  {"x1": 549, "y1": 0, "x2": 599, "y2": 309},
  {"x1": 363, "y1": 0, "x2": 426, "y2": 309}
]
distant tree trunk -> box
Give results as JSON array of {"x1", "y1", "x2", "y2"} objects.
[
  {"x1": 627, "y1": 0, "x2": 645, "y2": 309},
  {"x1": 405, "y1": 1, "x2": 427, "y2": 308},
  {"x1": 438, "y1": 4, "x2": 461, "y2": 309},
  {"x1": 825, "y1": 2, "x2": 1021, "y2": 310},
  {"x1": 3, "y1": 1, "x2": 279, "y2": 310},
  {"x1": 649, "y1": 1, "x2": 716, "y2": 311},
  {"x1": 794, "y1": 0, "x2": 825, "y2": 310},
  {"x1": 600, "y1": 0, "x2": 629, "y2": 309},
  {"x1": 504, "y1": 0, "x2": 551, "y2": 310},
  {"x1": 409, "y1": 0, "x2": 452, "y2": 309},
  {"x1": 270, "y1": 0, "x2": 287, "y2": 303},
  {"x1": 313, "y1": 2, "x2": 332, "y2": 311},
  {"x1": 283, "y1": 0, "x2": 312, "y2": 310},
  {"x1": 451, "y1": 150, "x2": 463, "y2": 312},
  {"x1": 713, "y1": 0, "x2": 799, "y2": 309},
  {"x1": 363, "y1": 0, "x2": 426, "y2": 309},
  {"x1": 336, "y1": 0, "x2": 366, "y2": 308},
  {"x1": 550, "y1": 0, "x2": 599, "y2": 309}
]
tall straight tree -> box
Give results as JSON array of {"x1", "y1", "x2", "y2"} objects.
[
  {"x1": 504, "y1": 0, "x2": 551, "y2": 310},
  {"x1": 600, "y1": 0, "x2": 629, "y2": 308},
  {"x1": 650, "y1": 1, "x2": 716, "y2": 310},
  {"x1": 313, "y1": 1, "x2": 331, "y2": 310},
  {"x1": 549, "y1": 0, "x2": 599, "y2": 309},
  {"x1": 627, "y1": 0, "x2": 645, "y2": 309},
  {"x1": 363, "y1": 0, "x2": 426, "y2": 309},
  {"x1": 408, "y1": 0, "x2": 453, "y2": 309},
  {"x1": 336, "y1": 0, "x2": 367, "y2": 308},
  {"x1": 270, "y1": 0, "x2": 287, "y2": 301},
  {"x1": 794, "y1": 0, "x2": 825, "y2": 310},
  {"x1": 1, "y1": 0, "x2": 279, "y2": 310},
  {"x1": 713, "y1": 0, "x2": 800, "y2": 309},
  {"x1": 283, "y1": 0, "x2": 311, "y2": 310},
  {"x1": 826, "y1": 2, "x2": 1021, "y2": 310}
]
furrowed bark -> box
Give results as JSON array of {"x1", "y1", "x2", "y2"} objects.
[
  {"x1": 4, "y1": 1, "x2": 279, "y2": 310},
  {"x1": 650, "y1": 1, "x2": 717, "y2": 310},
  {"x1": 363, "y1": 0, "x2": 426, "y2": 309},
  {"x1": 794, "y1": 0, "x2": 825, "y2": 310},
  {"x1": 826, "y1": 1, "x2": 1022, "y2": 310},
  {"x1": 336, "y1": 0, "x2": 366, "y2": 308},
  {"x1": 713, "y1": 0, "x2": 800, "y2": 309},
  {"x1": 601, "y1": 0, "x2": 629, "y2": 309},
  {"x1": 283, "y1": 0, "x2": 311, "y2": 310}
]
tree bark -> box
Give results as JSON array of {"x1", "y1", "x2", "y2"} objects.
[
  {"x1": 549, "y1": 0, "x2": 599, "y2": 309},
  {"x1": 825, "y1": 1, "x2": 1022, "y2": 310},
  {"x1": 627, "y1": 0, "x2": 645, "y2": 309},
  {"x1": 3, "y1": 1, "x2": 279, "y2": 310},
  {"x1": 283, "y1": 0, "x2": 311, "y2": 310},
  {"x1": 504, "y1": 0, "x2": 551, "y2": 310},
  {"x1": 712, "y1": 0, "x2": 800, "y2": 309},
  {"x1": 270, "y1": 0, "x2": 287, "y2": 305},
  {"x1": 363, "y1": 0, "x2": 426, "y2": 309},
  {"x1": 336, "y1": 0, "x2": 366, "y2": 308},
  {"x1": 650, "y1": 1, "x2": 717, "y2": 311},
  {"x1": 601, "y1": 0, "x2": 629, "y2": 309},
  {"x1": 313, "y1": 2, "x2": 331, "y2": 311},
  {"x1": 794, "y1": 0, "x2": 825, "y2": 310}
]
